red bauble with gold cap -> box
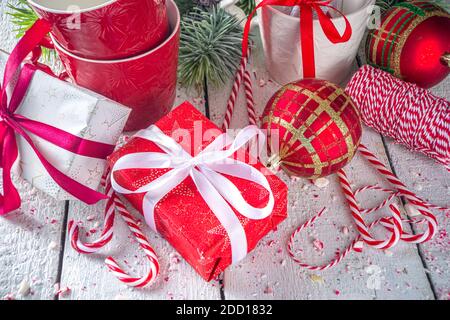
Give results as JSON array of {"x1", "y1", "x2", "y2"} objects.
[
  {"x1": 366, "y1": 1, "x2": 450, "y2": 89},
  {"x1": 261, "y1": 79, "x2": 362, "y2": 179}
]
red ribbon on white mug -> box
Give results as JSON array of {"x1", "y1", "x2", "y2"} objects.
[{"x1": 241, "y1": 0, "x2": 352, "y2": 78}]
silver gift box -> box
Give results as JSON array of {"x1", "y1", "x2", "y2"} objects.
[{"x1": 0, "y1": 50, "x2": 130, "y2": 201}]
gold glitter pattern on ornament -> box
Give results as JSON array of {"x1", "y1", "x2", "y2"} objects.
[
  {"x1": 262, "y1": 82, "x2": 360, "y2": 179},
  {"x1": 370, "y1": 6, "x2": 405, "y2": 70}
]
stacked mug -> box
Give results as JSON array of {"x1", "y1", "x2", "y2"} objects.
[{"x1": 28, "y1": 0, "x2": 181, "y2": 131}]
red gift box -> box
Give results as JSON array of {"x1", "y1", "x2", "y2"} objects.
[{"x1": 108, "y1": 102, "x2": 288, "y2": 281}]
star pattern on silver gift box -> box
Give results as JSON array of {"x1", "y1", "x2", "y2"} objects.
[
  {"x1": 80, "y1": 126, "x2": 97, "y2": 140},
  {"x1": 87, "y1": 163, "x2": 104, "y2": 183},
  {"x1": 44, "y1": 87, "x2": 59, "y2": 100}
]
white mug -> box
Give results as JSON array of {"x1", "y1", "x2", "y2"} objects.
[{"x1": 221, "y1": 0, "x2": 377, "y2": 85}]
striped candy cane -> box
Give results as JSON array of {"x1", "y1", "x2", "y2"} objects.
[
  {"x1": 287, "y1": 208, "x2": 362, "y2": 271},
  {"x1": 287, "y1": 145, "x2": 443, "y2": 271},
  {"x1": 68, "y1": 174, "x2": 115, "y2": 254},
  {"x1": 104, "y1": 194, "x2": 159, "y2": 288},
  {"x1": 244, "y1": 69, "x2": 258, "y2": 126},
  {"x1": 354, "y1": 185, "x2": 401, "y2": 214},
  {"x1": 337, "y1": 169, "x2": 403, "y2": 250},
  {"x1": 223, "y1": 45, "x2": 253, "y2": 131},
  {"x1": 287, "y1": 205, "x2": 403, "y2": 271},
  {"x1": 354, "y1": 185, "x2": 448, "y2": 215},
  {"x1": 68, "y1": 170, "x2": 159, "y2": 288},
  {"x1": 358, "y1": 144, "x2": 439, "y2": 243}
]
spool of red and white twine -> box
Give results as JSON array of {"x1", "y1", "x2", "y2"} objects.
[
  {"x1": 346, "y1": 65, "x2": 450, "y2": 171},
  {"x1": 224, "y1": 50, "x2": 447, "y2": 270},
  {"x1": 68, "y1": 171, "x2": 159, "y2": 288}
]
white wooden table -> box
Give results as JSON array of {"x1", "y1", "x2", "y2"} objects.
[{"x1": 1, "y1": 2, "x2": 449, "y2": 300}]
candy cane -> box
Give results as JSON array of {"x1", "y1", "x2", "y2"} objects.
[
  {"x1": 287, "y1": 206, "x2": 402, "y2": 271},
  {"x1": 354, "y1": 185, "x2": 401, "y2": 214},
  {"x1": 338, "y1": 169, "x2": 403, "y2": 250},
  {"x1": 244, "y1": 69, "x2": 257, "y2": 126},
  {"x1": 223, "y1": 45, "x2": 252, "y2": 131},
  {"x1": 104, "y1": 195, "x2": 159, "y2": 288},
  {"x1": 287, "y1": 208, "x2": 360, "y2": 271},
  {"x1": 354, "y1": 185, "x2": 448, "y2": 215},
  {"x1": 68, "y1": 170, "x2": 159, "y2": 288},
  {"x1": 68, "y1": 174, "x2": 115, "y2": 254},
  {"x1": 358, "y1": 144, "x2": 438, "y2": 243},
  {"x1": 287, "y1": 146, "x2": 442, "y2": 271}
]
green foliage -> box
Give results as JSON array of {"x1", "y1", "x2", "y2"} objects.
[
  {"x1": 7, "y1": 0, "x2": 55, "y2": 61},
  {"x1": 174, "y1": 0, "x2": 195, "y2": 16},
  {"x1": 178, "y1": 7, "x2": 244, "y2": 89},
  {"x1": 237, "y1": 0, "x2": 256, "y2": 15},
  {"x1": 193, "y1": 0, "x2": 222, "y2": 9},
  {"x1": 375, "y1": 0, "x2": 402, "y2": 14},
  {"x1": 175, "y1": 0, "x2": 222, "y2": 16}
]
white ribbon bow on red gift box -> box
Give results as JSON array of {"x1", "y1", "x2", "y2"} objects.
[{"x1": 110, "y1": 125, "x2": 275, "y2": 264}]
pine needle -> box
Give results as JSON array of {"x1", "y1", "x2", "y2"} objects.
[
  {"x1": 237, "y1": 0, "x2": 256, "y2": 15},
  {"x1": 178, "y1": 7, "x2": 244, "y2": 89}
]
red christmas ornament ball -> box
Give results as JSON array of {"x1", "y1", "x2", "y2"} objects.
[
  {"x1": 261, "y1": 79, "x2": 362, "y2": 179},
  {"x1": 366, "y1": 1, "x2": 450, "y2": 89}
]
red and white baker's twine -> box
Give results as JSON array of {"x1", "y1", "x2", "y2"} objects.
[
  {"x1": 346, "y1": 65, "x2": 450, "y2": 171},
  {"x1": 68, "y1": 171, "x2": 159, "y2": 288}
]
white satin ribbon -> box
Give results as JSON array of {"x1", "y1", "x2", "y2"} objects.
[{"x1": 110, "y1": 125, "x2": 275, "y2": 264}]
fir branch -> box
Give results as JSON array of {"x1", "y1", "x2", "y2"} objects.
[
  {"x1": 237, "y1": 0, "x2": 256, "y2": 15},
  {"x1": 174, "y1": 0, "x2": 195, "y2": 16},
  {"x1": 178, "y1": 7, "x2": 244, "y2": 89},
  {"x1": 7, "y1": 0, "x2": 38, "y2": 36}
]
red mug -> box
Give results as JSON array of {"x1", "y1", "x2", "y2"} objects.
[
  {"x1": 53, "y1": 0, "x2": 180, "y2": 131},
  {"x1": 29, "y1": 0, "x2": 169, "y2": 60}
]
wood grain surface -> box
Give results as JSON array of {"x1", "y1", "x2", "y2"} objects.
[{"x1": 0, "y1": 1, "x2": 448, "y2": 300}]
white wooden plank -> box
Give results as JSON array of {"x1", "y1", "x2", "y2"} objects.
[
  {"x1": 59, "y1": 87, "x2": 222, "y2": 300},
  {"x1": 207, "y1": 34, "x2": 434, "y2": 299},
  {"x1": 0, "y1": 177, "x2": 66, "y2": 300},
  {"x1": 382, "y1": 78, "x2": 450, "y2": 300},
  {"x1": 0, "y1": 0, "x2": 66, "y2": 301}
]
